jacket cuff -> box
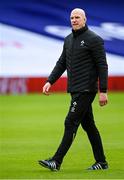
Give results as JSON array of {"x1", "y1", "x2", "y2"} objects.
[
  {"x1": 46, "y1": 80, "x2": 52, "y2": 85},
  {"x1": 100, "y1": 89, "x2": 107, "y2": 93}
]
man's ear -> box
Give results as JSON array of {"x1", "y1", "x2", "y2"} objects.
[{"x1": 84, "y1": 17, "x2": 87, "y2": 22}]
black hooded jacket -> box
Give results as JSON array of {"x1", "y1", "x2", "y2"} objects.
[{"x1": 47, "y1": 25, "x2": 108, "y2": 93}]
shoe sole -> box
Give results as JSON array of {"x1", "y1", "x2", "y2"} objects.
[{"x1": 38, "y1": 161, "x2": 58, "y2": 171}]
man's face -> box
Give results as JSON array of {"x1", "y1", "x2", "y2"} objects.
[{"x1": 70, "y1": 10, "x2": 86, "y2": 31}]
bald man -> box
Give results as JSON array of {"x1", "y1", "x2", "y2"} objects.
[{"x1": 39, "y1": 8, "x2": 108, "y2": 171}]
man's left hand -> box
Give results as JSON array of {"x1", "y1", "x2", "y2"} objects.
[{"x1": 99, "y1": 92, "x2": 108, "y2": 106}]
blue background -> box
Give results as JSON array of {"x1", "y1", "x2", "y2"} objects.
[{"x1": 0, "y1": 0, "x2": 124, "y2": 56}]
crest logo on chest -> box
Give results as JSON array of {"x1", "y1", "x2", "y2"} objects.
[{"x1": 80, "y1": 40, "x2": 85, "y2": 46}]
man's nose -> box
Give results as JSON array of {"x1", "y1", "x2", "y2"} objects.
[{"x1": 72, "y1": 18, "x2": 76, "y2": 22}]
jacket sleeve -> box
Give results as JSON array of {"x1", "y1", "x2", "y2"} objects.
[
  {"x1": 47, "y1": 42, "x2": 66, "y2": 85},
  {"x1": 90, "y1": 36, "x2": 108, "y2": 92}
]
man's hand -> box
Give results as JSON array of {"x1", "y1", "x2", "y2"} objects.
[
  {"x1": 99, "y1": 92, "x2": 108, "y2": 106},
  {"x1": 42, "y1": 82, "x2": 51, "y2": 95}
]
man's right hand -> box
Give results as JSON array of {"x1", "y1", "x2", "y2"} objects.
[{"x1": 42, "y1": 82, "x2": 51, "y2": 95}]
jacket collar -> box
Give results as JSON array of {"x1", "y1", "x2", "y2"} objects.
[{"x1": 72, "y1": 24, "x2": 88, "y2": 37}]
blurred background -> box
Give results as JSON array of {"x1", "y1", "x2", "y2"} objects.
[{"x1": 0, "y1": 0, "x2": 124, "y2": 93}]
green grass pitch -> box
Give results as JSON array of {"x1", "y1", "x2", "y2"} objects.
[{"x1": 0, "y1": 92, "x2": 124, "y2": 179}]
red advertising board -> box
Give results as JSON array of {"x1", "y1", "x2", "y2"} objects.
[{"x1": 0, "y1": 77, "x2": 124, "y2": 94}]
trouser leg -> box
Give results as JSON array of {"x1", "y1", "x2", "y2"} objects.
[
  {"x1": 52, "y1": 92, "x2": 96, "y2": 164},
  {"x1": 81, "y1": 105, "x2": 106, "y2": 162}
]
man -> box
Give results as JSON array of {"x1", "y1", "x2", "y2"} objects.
[{"x1": 39, "y1": 8, "x2": 108, "y2": 171}]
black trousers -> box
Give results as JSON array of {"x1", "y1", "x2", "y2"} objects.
[{"x1": 52, "y1": 92, "x2": 106, "y2": 164}]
